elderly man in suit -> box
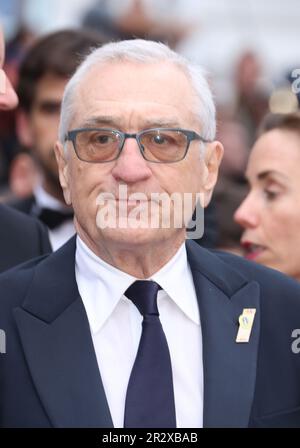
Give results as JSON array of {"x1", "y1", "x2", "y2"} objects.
[
  {"x1": 1, "y1": 39, "x2": 300, "y2": 428},
  {"x1": 0, "y1": 27, "x2": 51, "y2": 272}
]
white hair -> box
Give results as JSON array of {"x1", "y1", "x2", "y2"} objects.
[{"x1": 58, "y1": 39, "x2": 216, "y2": 143}]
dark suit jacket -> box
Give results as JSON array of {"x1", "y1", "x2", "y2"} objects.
[
  {"x1": 0, "y1": 204, "x2": 52, "y2": 273},
  {"x1": 1, "y1": 237, "x2": 300, "y2": 428},
  {"x1": 8, "y1": 195, "x2": 36, "y2": 215}
]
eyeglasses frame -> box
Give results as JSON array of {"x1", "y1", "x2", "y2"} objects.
[{"x1": 64, "y1": 127, "x2": 211, "y2": 163}]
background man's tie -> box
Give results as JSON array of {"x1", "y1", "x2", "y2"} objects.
[{"x1": 124, "y1": 280, "x2": 176, "y2": 428}]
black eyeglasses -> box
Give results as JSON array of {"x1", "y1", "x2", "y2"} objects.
[{"x1": 64, "y1": 127, "x2": 210, "y2": 163}]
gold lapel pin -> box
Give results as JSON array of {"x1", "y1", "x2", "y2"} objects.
[{"x1": 236, "y1": 308, "x2": 256, "y2": 343}]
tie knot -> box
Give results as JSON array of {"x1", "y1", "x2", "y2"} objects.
[{"x1": 125, "y1": 280, "x2": 161, "y2": 316}]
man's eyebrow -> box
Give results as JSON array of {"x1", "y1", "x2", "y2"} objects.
[
  {"x1": 79, "y1": 116, "x2": 120, "y2": 128},
  {"x1": 142, "y1": 118, "x2": 182, "y2": 128},
  {"x1": 37, "y1": 99, "x2": 62, "y2": 106}
]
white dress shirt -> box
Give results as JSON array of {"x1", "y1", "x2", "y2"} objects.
[
  {"x1": 75, "y1": 235, "x2": 203, "y2": 428},
  {"x1": 34, "y1": 184, "x2": 75, "y2": 250}
]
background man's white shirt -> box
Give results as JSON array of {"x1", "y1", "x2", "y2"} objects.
[{"x1": 34, "y1": 184, "x2": 75, "y2": 250}]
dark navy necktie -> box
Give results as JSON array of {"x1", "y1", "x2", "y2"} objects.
[{"x1": 124, "y1": 280, "x2": 176, "y2": 428}]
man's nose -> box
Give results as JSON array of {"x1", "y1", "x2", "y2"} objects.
[
  {"x1": 234, "y1": 193, "x2": 259, "y2": 229},
  {"x1": 111, "y1": 137, "x2": 152, "y2": 184}
]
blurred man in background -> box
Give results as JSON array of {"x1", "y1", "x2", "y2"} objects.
[
  {"x1": 8, "y1": 29, "x2": 106, "y2": 250},
  {"x1": 0, "y1": 25, "x2": 51, "y2": 272}
]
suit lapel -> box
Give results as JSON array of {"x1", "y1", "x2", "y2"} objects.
[
  {"x1": 14, "y1": 237, "x2": 113, "y2": 428},
  {"x1": 186, "y1": 241, "x2": 260, "y2": 428}
]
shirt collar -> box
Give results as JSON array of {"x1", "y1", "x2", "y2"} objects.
[
  {"x1": 34, "y1": 183, "x2": 71, "y2": 212},
  {"x1": 76, "y1": 235, "x2": 135, "y2": 333},
  {"x1": 151, "y1": 243, "x2": 200, "y2": 325},
  {"x1": 76, "y1": 236, "x2": 200, "y2": 334}
]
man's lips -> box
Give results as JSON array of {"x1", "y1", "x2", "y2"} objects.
[
  {"x1": 241, "y1": 241, "x2": 267, "y2": 260},
  {"x1": 97, "y1": 197, "x2": 151, "y2": 204},
  {"x1": 116, "y1": 199, "x2": 149, "y2": 203}
]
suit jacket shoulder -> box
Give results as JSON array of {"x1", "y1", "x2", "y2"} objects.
[
  {"x1": 210, "y1": 246, "x2": 300, "y2": 309},
  {"x1": 187, "y1": 239, "x2": 300, "y2": 303},
  {"x1": 0, "y1": 204, "x2": 52, "y2": 273},
  {"x1": 7, "y1": 195, "x2": 35, "y2": 214}
]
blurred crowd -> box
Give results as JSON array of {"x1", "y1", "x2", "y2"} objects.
[{"x1": 1, "y1": 0, "x2": 300, "y2": 277}]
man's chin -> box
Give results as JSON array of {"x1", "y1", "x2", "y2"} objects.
[{"x1": 96, "y1": 225, "x2": 181, "y2": 247}]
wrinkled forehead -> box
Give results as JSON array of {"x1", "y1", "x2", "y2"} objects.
[{"x1": 71, "y1": 60, "x2": 200, "y2": 128}]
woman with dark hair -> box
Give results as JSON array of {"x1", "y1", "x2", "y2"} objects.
[{"x1": 235, "y1": 112, "x2": 300, "y2": 280}]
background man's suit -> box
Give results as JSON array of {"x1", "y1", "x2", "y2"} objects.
[
  {"x1": 0, "y1": 204, "x2": 52, "y2": 273},
  {"x1": 7, "y1": 196, "x2": 36, "y2": 215},
  {"x1": 1, "y1": 237, "x2": 300, "y2": 427}
]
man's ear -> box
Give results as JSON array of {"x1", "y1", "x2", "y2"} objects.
[
  {"x1": 54, "y1": 140, "x2": 72, "y2": 205},
  {"x1": 202, "y1": 140, "x2": 224, "y2": 207},
  {"x1": 16, "y1": 109, "x2": 33, "y2": 148}
]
